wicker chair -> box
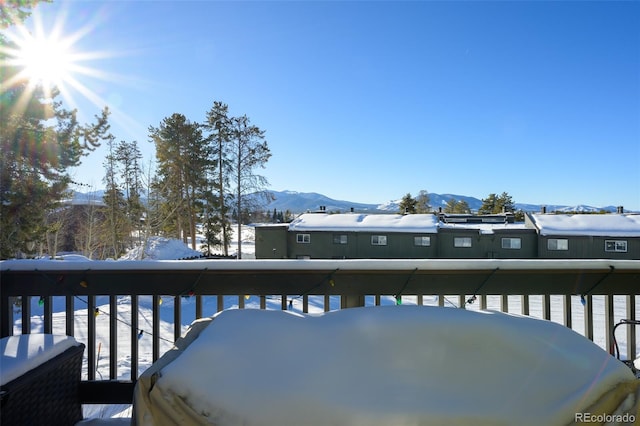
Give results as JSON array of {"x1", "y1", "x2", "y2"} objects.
[{"x1": 1, "y1": 337, "x2": 85, "y2": 426}]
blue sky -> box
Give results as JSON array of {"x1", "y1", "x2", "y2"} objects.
[{"x1": 12, "y1": 0, "x2": 640, "y2": 210}]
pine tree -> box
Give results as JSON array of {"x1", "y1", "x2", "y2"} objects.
[
  {"x1": 102, "y1": 135, "x2": 129, "y2": 258},
  {"x1": 399, "y1": 193, "x2": 417, "y2": 214},
  {"x1": 444, "y1": 199, "x2": 471, "y2": 214},
  {"x1": 479, "y1": 192, "x2": 515, "y2": 214},
  {"x1": 229, "y1": 115, "x2": 272, "y2": 259},
  {"x1": 150, "y1": 113, "x2": 208, "y2": 250},
  {"x1": 203, "y1": 101, "x2": 233, "y2": 255},
  {"x1": 416, "y1": 190, "x2": 431, "y2": 213},
  {"x1": 115, "y1": 140, "x2": 144, "y2": 245}
]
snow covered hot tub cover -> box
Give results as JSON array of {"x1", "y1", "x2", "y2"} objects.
[{"x1": 134, "y1": 306, "x2": 639, "y2": 426}]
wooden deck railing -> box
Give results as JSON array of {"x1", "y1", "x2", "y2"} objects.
[{"x1": 1, "y1": 259, "x2": 639, "y2": 406}]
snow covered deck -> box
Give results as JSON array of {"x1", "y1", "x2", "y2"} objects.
[{"x1": 1, "y1": 258, "x2": 638, "y2": 415}]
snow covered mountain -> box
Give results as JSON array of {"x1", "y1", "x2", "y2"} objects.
[
  {"x1": 72, "y1": 190, "x2": 623, "y2": 214},
  {"x1": 264, "y1": 191, "x2": 620, "y2": 214}
]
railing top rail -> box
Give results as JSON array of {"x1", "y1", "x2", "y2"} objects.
[
  {"x1": 2, "y1": 258, "x2": 640, "y2": 272},
  {"x1": 2, "y1": 259, "x2": 638, "y2": 298}
]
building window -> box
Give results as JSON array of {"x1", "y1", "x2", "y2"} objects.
[
  {"x1": 414, "y1": 236, "x2": 431, "y2": 246},
  {"x1": 371, "y1": 235, "x2": 387, "y2": 246},
  {"x1": 296, "y1": 234, "x2": 310, "y2": 244},
  {"x1": 501, "y1": 238, "x2": 521, "y2": 249},
  {"x1": 454, "y1": 237, "x2": 472, "y2": 248},
  {"x1": 547, "y1": 238, "x2": 568, "y2": 251},
  {"x1": 605, "y1": 240, "x2": 627, "y2": 253},
  {"x1": 333, "y1": 234, "x2": 348, "y2": 244}
]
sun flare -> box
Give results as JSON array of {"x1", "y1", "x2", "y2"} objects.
[
  {"x1": 1, "y1": 4, "x2": 112, "y2": 111},
  {"x1": 15, "y1": 33, "x2": 75, "y2": 90}
]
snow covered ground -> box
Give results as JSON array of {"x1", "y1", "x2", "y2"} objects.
[{"x1": 5, "y1": 225, "x2": 639, "y2": 421}]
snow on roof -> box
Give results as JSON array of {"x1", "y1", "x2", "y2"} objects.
[
  {"x1": 438, "y1": 222, "x2": 528, "y2": 234},
  {"x1": 531, "y1": 214, "x2": 640, "y2": 237},
  {"x1": 289, "y1": 213, "x2": 439, "y2": 233},
  {"x1": 289, "y1": 213, "x2": 529, "y2": 235}
]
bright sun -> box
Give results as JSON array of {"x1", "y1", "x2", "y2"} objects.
[
  {"x1": 15, "y1": 34, "x2": 74, "y2": 89},
  {"x1": 1, "y1": 5, "x2": 106, "y2": 109}
]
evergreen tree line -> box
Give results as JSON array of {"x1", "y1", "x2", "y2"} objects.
[
  {"x1": 148, "y1": 103, "x2": 271, "y2": 259},
  {"x1": 398, "y1": 191, "x2": 524, "y2": 221}
]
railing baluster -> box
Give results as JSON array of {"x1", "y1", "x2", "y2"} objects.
[
  {"x1": 543, "y1": 295, "x2": 551, "y2": 320},
  {"x1": 501, "y1": 295, "x2": 508, "y2": 313},
  {"x1": 584, "y1": 295, "x2": 594, "y2": 342},
  {"x1": 479, "y1": 295, "x2": 487, "y2": 310},
  {"x1": 152, "y1": 295, "x2": 160, "y2": 363},
  {"x1": 238, "y1": 295, "x2": 245, "y2": 309},
  {"x1": 87, "y1": 295, "x2": 96, "y2": 380},
  {"x1": 438, "y1": 294, "x2": 444, "y2": 307},
  {"x1": 217, "y1": 295, "x2": 224, "y2": 313},
  {"x1": 324, "y1": 294, "x2": 330, "y2": 312},
  {"x1": 1, "y1": 296, "x2": 11, "y2": 336},
  {"x1": 66, "y1": 295, "x2": 74, "y2": 337},
  {"x1": 627, "y1": 295, "x2": 636, "y2": 360},
  {"x1": 521, "y1": 295, "x2": 529, "y2": 316},
  {"x1": 131, "y1": 295, "x2": 139, "y2": 381},
  {"x1": 196, "y1": 295, "x2": 203, "y2": 319},
  {"x1": 260, "y1": 295, "x2": 266, "y2": 309},
  {"x1": 564, "y1": 295, "x2": 572, "y2": 328},
  {"x1": 109, "y1": 295, "x2": 117, "y2": 379},
  {"x1": 174, "y1": 296, "x2": 181, "y2": 341},
  {"x1": 303, "y1": 295, "x2": 309, "y2": 313},
  {"x1": 281, "y1": 295, "x2": 287, "y2": 310},
  {"x1": 44, "y1": 296, "x2": 52, "y2": 333},
  {"x1": 605, "y1": 295, "x2": 614, "y2": 355},
  {"x1": 22, "y1": 295, "x2": 30, "y2": 334}
]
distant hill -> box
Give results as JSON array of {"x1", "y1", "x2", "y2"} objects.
[
  {"x1": 72, "y1": 189, "x2": 623, "y2": 214},
  {"x1": 262, "y1": 190, "x2": 621, "y2": 214},
  {"x1": 263, "y1": 190, "x2": 379, "y2": 213}
]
